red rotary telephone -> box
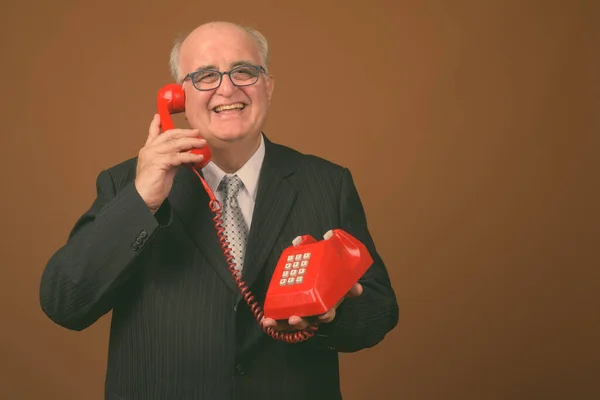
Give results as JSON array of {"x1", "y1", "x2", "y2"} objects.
[{"x1": 157, "y1": 84, "x2": 373, "y2": 343}]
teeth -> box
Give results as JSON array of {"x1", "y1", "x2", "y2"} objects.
[{"x1": 214, "y1": 103, "x2": 245, "y2": 113}]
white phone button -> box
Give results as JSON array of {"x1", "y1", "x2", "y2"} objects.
[
  {"x1": 300, "y1": 260, "x2": 308, "y2": 267},
  {"x1": 298, "y1": 268, "x2": 306, "y2": 275},
  {"x1": 285, "y1": 263, "x2": 292, "y2": 269},
  {"x1": 279, "y1": 279, "x2": 287, "y2": 286},
  {"x1": 287, "y1": 255, "x2": 294, "y2": 262},
  {"x1": 295, "y1": 276, "x2": 303, "y2": 284},
  {"x1": 287, "y1": 277, "x2": 295, "y2": 284},
  {"x1": 282, "y1": 271, "x2": 290, "y2": 277},
  {"x1": 290, "y1": 269, "x2": 297, "y2": 276}
]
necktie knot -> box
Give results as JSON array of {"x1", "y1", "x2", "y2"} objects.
[{"x1": 220, "y1": 174, "x2": 244, "y2": 200}]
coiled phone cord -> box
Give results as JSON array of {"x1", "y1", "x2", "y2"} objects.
[{"x1": 192, "y1": 167, "x2": 319, "y2": 343}]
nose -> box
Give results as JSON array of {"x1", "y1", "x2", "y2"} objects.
[{"x1": 215, "y1": 73, "x2": 237, "y2": 96}]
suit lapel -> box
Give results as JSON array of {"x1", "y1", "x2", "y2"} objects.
[
  {"x1": 168, "y1": 166, "x2": 240, "y2": 295},
  {"x1": 166, "y1": 137, "x2": 297, "y2": 298},
  {"x1": 242, "y1": 139, "x2": 297, "y2": 292}
]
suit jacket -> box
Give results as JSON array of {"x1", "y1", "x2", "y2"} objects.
[{"x1": 39, "y1": 135, "x2": 399, "y2": 400}]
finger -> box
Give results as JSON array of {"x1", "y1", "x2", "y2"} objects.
[
  {"x1": 317, "y1": 309, "x2": 336, "y2": 324},
  {"x1": 146, "y1": 114, "x2": 160, "y2": 145},
  {"x1": 262, "y1": 317, "x2": 285, "y2": 329},
  {"x1": 156, "y1": 137, "x2": 207, "y2": 154},
  {"x1": 176, "y1": 152, "x2": 205, "y2": 166},
  {"x1": 153, "y1": 128, "x2": 201, "y2": 145},
  {"x1": 347, "y1": 283, "x2": 363, "y2": 297},
  {"x1": 288, "y1": 316, "x2": 309, "y2": 330},
  {"x1": 162, "y1": 152, "x2": 204, "y2": 168},
  {"x1": 262, "y1": 317, "x2": 291, "y2": 331}
]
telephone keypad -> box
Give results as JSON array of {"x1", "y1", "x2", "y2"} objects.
[{"x1": 279, "y1": 251, "x2": 312, "y2": 286}]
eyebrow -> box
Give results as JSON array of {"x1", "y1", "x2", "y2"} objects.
[{"x1": 193, "y1": 60, "x2": 256, "y2": 72}]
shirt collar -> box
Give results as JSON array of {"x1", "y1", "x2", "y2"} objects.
[{"x1": 201, "y1": 134, "x2": 265, "y2": 200}]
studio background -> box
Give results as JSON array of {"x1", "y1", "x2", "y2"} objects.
[{"x1": 1, "y1": 1, "x2": 598, "y2": 399}]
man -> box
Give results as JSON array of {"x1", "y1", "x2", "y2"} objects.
[{"x1": 39, "y1": 21, "x2": 399, "y2": 400}]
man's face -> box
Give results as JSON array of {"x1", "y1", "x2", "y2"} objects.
[{"x1": 178, "y1": 24, "x2": 274, "y2": 146}]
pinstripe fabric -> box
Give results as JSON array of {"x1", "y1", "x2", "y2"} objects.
[{"x1": 39, "y1": 135, "x2": 399, "y2": 400}]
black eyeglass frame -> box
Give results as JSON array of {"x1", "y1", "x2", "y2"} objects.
[{"x1": 182, "y1": 64, "x2": 267, "y2": 91}]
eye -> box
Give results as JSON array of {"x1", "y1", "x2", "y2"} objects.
[
  {"x1": 194, "y1": 71, "x2": 220, "y2": 83},
  {"x1": 231, "y1": 66, "x2": 258, "y2": 81}
]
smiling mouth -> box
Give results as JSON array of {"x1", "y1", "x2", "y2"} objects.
[{"x1": 213, "y1": 102, "x2": 247, "y2": 113}]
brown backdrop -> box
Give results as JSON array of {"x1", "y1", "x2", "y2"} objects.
[{"x1": 1, "y1": 0, "x2": 599, "y2": 399}]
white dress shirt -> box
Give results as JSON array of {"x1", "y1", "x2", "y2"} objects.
[{"x1": 200, "y1": 134, "x2": 266, "y2": 229}]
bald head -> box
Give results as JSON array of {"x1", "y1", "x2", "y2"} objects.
[
  {"x1": 169, "y1": 20, "x2": 275, "y2": 151},
  {"x1": 169, "y1": 21, "x2": 269, "y2": 83}
]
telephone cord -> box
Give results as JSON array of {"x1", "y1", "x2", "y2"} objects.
[{"x1": 192, "y1": 167, "x2": 319, "y2": 343}]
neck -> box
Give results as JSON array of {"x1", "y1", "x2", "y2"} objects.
[{"x1": 210, "y1": 133, "x2": 262, "y2": 173}]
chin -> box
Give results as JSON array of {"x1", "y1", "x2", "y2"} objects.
[
  {"x1": 211, "y1": 131, "x2": 246, "y2": 142},
  {"x1": 210, "y1": 126, "x2": 258, "y2": 143}
]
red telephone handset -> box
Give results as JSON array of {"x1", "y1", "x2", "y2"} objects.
[
  {"x1": 157, "y1": 84, "x2": 373, "y2": 344},
  {"x1": 263, "y1": 229, "x2": 373, "y2": 320},
  {"x1": 157, "y1": 83, "x2": 212, "y2": 169}
]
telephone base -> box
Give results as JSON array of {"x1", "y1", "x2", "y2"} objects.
[{"x1": 263, "y1": 229, "x2": 373, "y2": 321}]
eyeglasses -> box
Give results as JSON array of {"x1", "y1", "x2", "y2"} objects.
[{"x1": 183, "y1": 64, "x2": 266, "y2": 91}]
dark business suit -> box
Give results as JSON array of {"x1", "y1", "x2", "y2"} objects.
[{"x1": 39, "y1": 135, "x2": 399, "y2": 400}]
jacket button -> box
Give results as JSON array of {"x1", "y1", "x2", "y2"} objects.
[
  {"x1": 132, "y1": 243, "x2": 138, "y2": 251},
  {"x1": 235, "y1": 364, "x2": 245, "y2": 375},
  {"x1": 140, "y1": 230, "x2": 148, "y2": 238}
]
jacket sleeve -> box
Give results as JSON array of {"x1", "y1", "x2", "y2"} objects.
[
  {"x1": 39, "y1": 168, "x2": 172, "y2": 331},
  {"x1": 309, "y1": 167, "x2": 399, "y2": 352}
]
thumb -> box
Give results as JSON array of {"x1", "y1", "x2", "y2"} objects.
[
  {"x1": 146, "y1": 114, "x2": 161, "y2": 145},
  {"x1": 347, "y1": 283, "x2": 363, "y2": 298}
]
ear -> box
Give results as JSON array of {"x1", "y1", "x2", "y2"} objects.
[
  {"x1": 266, "y1": 74, "x2": 275, "y2": 104},
  {"x1": 182, "y1": 81, "x2": 189, "y2": 120}
]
